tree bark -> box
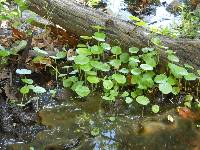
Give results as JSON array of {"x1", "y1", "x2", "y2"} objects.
[{"x1": 26, "y1": 0, "x2": 200, "y2": 69}]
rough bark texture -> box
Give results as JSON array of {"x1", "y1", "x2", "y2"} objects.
[{"x1": 26, "y1": 0, "x2": 200, "y2": 69}]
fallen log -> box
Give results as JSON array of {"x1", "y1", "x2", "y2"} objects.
[{"x1": 26, "y1": 0, "x2": 200, "y2": 69}]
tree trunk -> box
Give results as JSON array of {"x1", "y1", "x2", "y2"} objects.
[{"x1": 26, "y1": 0, "x2": 200, "y2": 69}]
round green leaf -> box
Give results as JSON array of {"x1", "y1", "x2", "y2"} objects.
[
  {"x1": 101, "y1": 43, "x2": 111, "y2": 50},
  {"x1": 184, "y1": 73, "x2": 197, "y2": 81},
  {"x1": 142, "y1": 47, "x2": 154, "y2": 53},
  {"x1": 76, "y1": 48, "x2": 91, "y2": 56},
  {"x1": 74, "y1": 55, "x2": 89, "y2": 65},
  {"x1": 172, "y1": 86, "x2": 180, "y2": 95},
  {"x1": 103, "y1": 80, "x2": 114, "y2": 90},
  {"x1": 63, "y1": 78, "x2": 72, "y2": 88},
  {"x1": 111, "y1": 46, "x2": 122, "y2": 55},
  {"x1": 167, "y1": 54, "x2": 179, "y2": 62},
  {"x1": 16, "y1": 69, "x2": 32, "y2": 75},
  {"x1": 154, "y1": 74, "x2": 168, "y2": 84},
  {"x1": 120, "y1": 53, "x2": 129, "y2": 63},
  {"x1": 87, "y1": 76, "x2": 100, "y2": 84},
  {"x1": 129, "y1": 56, "x2": 140, "y2": 63},
  {"x1": 112, "y1": 74, "x2": 126, "y2": 84},
  {"x1": 125, "y1": 97, "x2": 133, "y2": 104},
  {"x1": 21, "y1": 78, "x2": 33, "y2": 84},
  {"x1": 75, "y1": 85, "x2": 90, "y2": 97},
  {"x1": 129, "y1": 47, "x2": 139, "y2": 54},
  {"x1": 136, "y1": 96, "x2": 150, "y2": 105},
  {"x1": 56, "y1": 51, "x2": 66, "y2": 59},
  {"x1": 152, "y1": 105, "x2": 159, "y2": 113},
  {"x1": 93, "y1": 32, "x2": 106, "y2": 42},
  {"x1": 32, "y1": 86, "x2": 46, "y2": 94},
  {"x1": 90, "y1": 45, "x2": 103, "y2": 55},
  {"x1": 131, "y1": 89, "x2": 143, "y2": 98},
  {"x1": 119, "y1": 68, "x2": 129, "y2": 74},
  {"x1": 109, "y1": 59, "x2": 121, "y2": 69},
  {"x1": 167, "y1": 76, "x2": 177, "y2": 85},
  {"x1": 121, "y1": 91, "x2": 129, "y2": 97},
  {"x1": 131, "y1": 68, "x2": 141, "y2": 75},
  {"x1": 80, "y1": 63, "x2": 93, "y2": 72},
  {"x1": 20, "y1": 86, "x2": 30, "y2": 94},
  {"x1": 140, "y1": 64, "x2": 153, "y2": 71},
  {"x1": 168, "y1": 63, "x2": 188, "y2": 78},
  {"x1": 184, "y1": 94, "x2": 193, "y2": 102},
  {"x1": 159, "y1": 82, "x2": 172, "y2": 94},
  {"x1": 86, "y1": 71, "x2": 97, "y2": 76}
]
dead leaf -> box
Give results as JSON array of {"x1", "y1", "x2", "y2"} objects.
[
  {"x1": 177, "y1": 107, "x2": 200, "y2": 121},
  {"x1": 12, "y1": 27, "x2": 26, "y2": 40}
]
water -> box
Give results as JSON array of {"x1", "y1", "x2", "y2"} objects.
[
  {"x1": 103, "y1": 0, "x2": 181, "y2": 27},
  {"x1": 7, "y1": 90, "x2": 200, "y2": 150}
]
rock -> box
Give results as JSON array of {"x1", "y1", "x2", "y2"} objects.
[{"x1": 166, "y1": 0, "x2": 184, "y2": 13}]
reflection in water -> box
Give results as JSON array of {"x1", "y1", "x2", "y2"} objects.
[{"x1": 7, "y1": 91, "x2": 200, "y2": 150}]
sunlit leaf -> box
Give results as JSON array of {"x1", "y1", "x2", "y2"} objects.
[
  {"x1": 93, "y1": 32, "x2": 106, "y2": 42},
  {"x1": 80, "y1": 36, "x2": 92, "y2": 40},
  {"x1": 112, "y1": 74, "x2": 126, "y2": 84},
  {"x1": 111, "y1": 46, "x2": 122, "y2": 55},
  {"x1": 140, "y1": 64, "x2": 153, "y2": 71},
  {"x1": 154, "y1": 74, "x2": 168, "y2": 84},
  {"x1": 136, "y1": 96, "x2": 150, "y2": 105},
  {"x1": 21, "y1": 78, "x2": 33, "y2": 84},
  {"x1": 129, "y1": 16, "x2": 141, "y2": 22},
  {"x1": 32, "y1": 86, "x2": 46, "y2": 94},
  {"x1": 16, "y1": 69, "x2": 32, "y2": 75},
  {"x1": 101, "y1": 43, "x2": 111, "y2": 50},
  {"x1": 75, "y1": 85, "x2": 90, "y2": 97},
  {"x1": 152, "y1": 105, "x2": 159, "y2": 113},
  {"x1": 103, "y1": 80, "x2": 114, "y2": 90},
  {"x1": 167, "y1": 54, "x2": 179, "y2": 62},
  {"x1": 125, "y1": 97, "x2": 133, "y2": 104},
  {"x1": 119, "y1": 68, "x2": 129, "y2": 74},
  {"x1": 0, "y1": 50, "x2": 10, "y2": 57},
  {"x1": 74, "y1": 55, "x2": 90, "y2": 65},
  {"x1": 90, "y1": 45, "x2": 103, "y2": 55},
  {"x1": 109, "y1": 59, "x2": 121, "y2": 69},
  {"x1": 131, "y1": 68, "x2": 141, "y2": 75},
  {"x1": 20, "y1": 86, "x2": 29, "y2": 94},
  {"x1": 87, "y1": 76, "x2": 100, "y2": 84},
  {"x1": 76, "y1": 48, "x2": 91, "y2": 56},
  {"x1": 121, "y1": 91, "x2": 129, "y2": 97},
  {"x1": 129, "y1": 47, "x2": 139, "y2": 54},
  {"x1": 184, "y1": 73, "x2": 197, "y2": 81},
  {"x1": 172, "y1": 86, "x2": 180, "y2": 95},
  {"x1": 33, "y1": 47, "x2": 48, "y2": 55},
  {"x1": 159, "y1": 82, "x2": 172, "y2": 94},
  {"x1": 120, "y1": 53, "x2": 129, "y2": 63}
]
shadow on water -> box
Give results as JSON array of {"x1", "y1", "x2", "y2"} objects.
[{"x1": 6, "y1": 89, "x2": 200, "y2": 150}]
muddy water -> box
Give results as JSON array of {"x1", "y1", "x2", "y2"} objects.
[{"x1": 5, "y1": 89, "x2": 200, "y2": 150}]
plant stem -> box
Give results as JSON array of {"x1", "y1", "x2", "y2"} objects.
[{"x1": 197, "y1": 80, "x2": 199, "y2": 99}]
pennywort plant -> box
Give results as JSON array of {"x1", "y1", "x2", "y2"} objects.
[
  {"x1": 61, "y1": 25, "x2": 200, "y2": 113},
  {"x1": 16, "y1": 68, "x2": 46, "y2": 109}
]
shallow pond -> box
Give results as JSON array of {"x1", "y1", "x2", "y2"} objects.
[{"x1": 4, "y1": 89, "x2": 200, "y2": 150}]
